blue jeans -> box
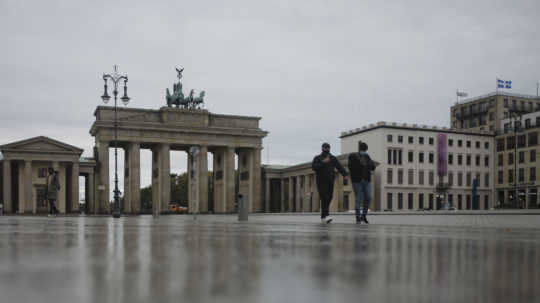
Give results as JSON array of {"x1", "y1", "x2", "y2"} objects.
[{"x1": 352, "y1": 181, "x2": 371, "y2": 217}]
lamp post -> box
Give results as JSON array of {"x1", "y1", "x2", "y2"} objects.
[
  {"x1": 509, "y1": 111, "x2": 522, "y2": 209},
  {"x1": 100, "y1": 65, "x2": 130, "y2": 218}
]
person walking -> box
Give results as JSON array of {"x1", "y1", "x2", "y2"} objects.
[
  {"x1": 46, "y1": 168, "x2": 60, "y2": 217},
  {"x1": 348, "y1": 141, "x2": 375, "y2": 224},
  {"x1": 312, "y1": 142, "x2": 348, "y2": 224}
]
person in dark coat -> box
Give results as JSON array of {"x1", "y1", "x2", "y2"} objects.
[
  {"x1": 348, "y1": 141, "x2": 375, "y2": 224},
  {"x1": 312, "y1": 142, "x2": 348, "y2": 224},
  {"x1": 45, "y1": 168, "x2": 60, "y2": 216}
]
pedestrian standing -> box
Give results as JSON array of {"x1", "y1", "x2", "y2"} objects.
[
  {"x1": 46, "y1": 168, "x2": 60, "y2": 217},
  {"x1": 312, "y1": 143, "x2": 348, "y2": 224},
  {"x1": 348, "y1": 141, "x2": 375, "y2": 224}
]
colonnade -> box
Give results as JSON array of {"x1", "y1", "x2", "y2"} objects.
[{"x1": 94, "y1": 140, "x2": 262, "y2": 214}]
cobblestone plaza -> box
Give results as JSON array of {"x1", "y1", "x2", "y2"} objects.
[{"x1": 1, "y1": 214, "x2": 539, "y2": 303}]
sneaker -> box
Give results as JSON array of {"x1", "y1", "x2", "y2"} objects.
[
  {"x1": 47, "y1": 214, "x2": 53, "y2": 218},
  {"x1": 356, "y1": 216, "x2": 361, "y2": 224},
  {"x1": 325, "y1": 217, "x2": 333, "y2": 224},
  {"x1": 361, "y1": 215, "x2": 369, "y2": 224}
]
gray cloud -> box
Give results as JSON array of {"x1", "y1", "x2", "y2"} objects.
[{"x1": 2, "y1": 0, "x2": 539, "y2": 188}]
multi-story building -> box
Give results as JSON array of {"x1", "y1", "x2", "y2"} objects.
[
  {"x1": 340, "y1": 122, "x2": 494, "y2": 211},
  {"x1": 450, "y1": 92, "x2": 540, "y2": 132},
  {"x1": 495, "y1": 111, "x2": 540, "y2": 208}
]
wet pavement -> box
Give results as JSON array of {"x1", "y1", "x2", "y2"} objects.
[{"x1": 0, "y1": 214, "x2": 539, "y2": 303}]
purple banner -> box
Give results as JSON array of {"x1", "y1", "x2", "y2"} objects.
[{"x1": 437, "y1": 133, "x2": 448, "y2": 177}]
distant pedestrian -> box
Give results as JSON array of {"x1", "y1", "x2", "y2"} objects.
[
  {"x1": 46, "y1": 168, "x2": 60, "y2": 216},
  {"x1": 348, "y1": 141, "x2": 375, "y2": 224},
  {"x1": 312, "y1": 142, "x2": 348, "y2": 224}
]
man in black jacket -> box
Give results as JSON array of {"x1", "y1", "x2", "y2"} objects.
[
  {"x1": 312, "y1": 143, "x2": 348, "y2": 224},
  {"x1": 348, "y1": 141, "x2": 375, "y2": 223}
]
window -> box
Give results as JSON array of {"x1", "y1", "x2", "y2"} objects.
[
  {"x1": 448, "y1": 172, "x2": 453, "y2": 186},
  {"x1": 507, "y1": 137, "x2": 515, "y2": 149},
  {"x1": 518, "y1": 135, "x2": 526, "y2": 148},
  {"x1": 484, "y1": 156, "x2": 489, "y2": 167},
  {"x1": 458, "y1": 154, "x2": 463, "y2": 165},
  {"x1": 498, "y1": 154, "x2": 503, "y2": 166},
  {"x1": 428, "y1": 137, "x2": 434, "y2": 145},
  {"x1": 504, "y1": 98, "x2": 508, "y2": 107},
  {"x1": 448, "y1": 194, "x2": 454, "y2": 207},
  {"x1": 458, "y1": 172, "x2": 463, "y2": 186},
  {"x1": 476, "y1": 173, "x2": 481, "y2": 187},
  {"x1": 398, "y1": 193, "x2": 403, "y2": 209},
  {"x1": 509, "y1": 169, "x2": 514, "y2": 183},
  {"x1": 408, "y1": 151, "x2": 414, "y2": 163},
  {"x1": 475, "y1": 155, "x2": 480, "y2": 166},
  {"x1": 408, "y1": 136, "x2": 414, "y2": 144},
  {"x1": 398, "y1": 169, "x2": 404, "y2": 184},
  {"x1": 531, "y1": 167, "x2": 536, "y2": 181},
  {"x1": 466, "y1": 141, "x2": 471, "y2": 148},
  {"x1": 387, "y1": 169, "x2": 393, "y2": 184},
  {"x1": 419, "y1": 193, "x2": 424, "y2": 209},
  {"x1": 485, "y1": 173, "x2": 489, "y2": 187},
  {"x1": 489, "y1": 112, "x2": 495, "y2": 121},
  {"x1": 419, "y1": 137, "x2": 424, "y2": 144},
  {"x1": 387, "y1": 134, "x2": 393, "y2": 142},
  {"x1": 526, "y1": 119, "x2": 531, "y2": 129},
  {"x1": 387, "y1": 193, "x2": 393, "y2": 210},
  {"x1": 466, "y1": 172, "x2": 472, "y2": 186},
  {"x1": 419, "y1": 170, "x2": 424, "y2": 185},
  {"x1": 466, "y1": 195, "x2": 471, "y2": 210},
  {"x1": 458, "y1": 140, "x2": 463, "y2": 147},
  {"x1": 519, "y1": 168, "x2": 524, "y2": 182},
  {"x1": 476, "y1": 141, "x2": 480, "y2": 148},
  {"x1": 519, "y1": 151, "x2": 525, "y2": 163},
  {"x1": 429, "y1": 171, "x2": 434, "y2": 185},
  {"x1": 388, "y1": 149, "x2": 403, "y2": 165},
  {"x1": 497, "y1": 139, "x2": 505, "y2": 152},
  {"x1": 398, "y1": 150, "x2": 402, "y2": 165},
  {"x1": 531, "y1": 150, "x2": 536, "y2": 162},
  {"x1": 408, "y1": 169, "x2": 414, "y2": 185},
  {"x1": 458, "y1": 194, "x2": 463, "y2": 209},
  {"x1": 449, "y1": 139, "x2": 453, "y2": 146},
  {"x1": 408, "y1": 193, "x2": 413, "y2": 209},
  {"x1": 388, "y1": 150, "x2": 392, "y2": 164},
  {"x1": 419, "y1": 152, "x2": 425, "y2": 163},
  {"x1": 529, "y1": 132, "x2": 538, "y2": 146},
  {"x1": 37, "y1": 168, "x2": 47, "y2": 178},
  {"x1": 429, "y1": 194, "x2": 434, "y2": 210},
  {"x1": 398, "y1": 135, "x2": 403, "y2": 143},
  {"x1": 498, "y1": 171, "x2": 503, "y2": 184},
  {"x1": 485, "y1": 142, "x2": 489, "y2": 149},
  {"x1": 508, "y1": 153, "x2": 514, "y2": 165},
  {"x1": 448, "y1": 153, "x2": 454, "y2": 165},
  {"x1": 429, "y1": 153, "x2": 434, "y2": 164},
  {"x1": 466, "y1": 155, "x2": 471, "y2": 166}
]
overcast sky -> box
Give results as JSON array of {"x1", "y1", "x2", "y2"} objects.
[{"x1": 1, "y1": 0, "x2": 539, "y2": 188}]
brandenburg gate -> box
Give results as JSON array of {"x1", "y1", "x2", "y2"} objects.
[{"x1": 90, "y1": 69, "x2": 267, "y2": 215}]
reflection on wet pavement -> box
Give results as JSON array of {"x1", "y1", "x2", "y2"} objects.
[{"x1": 0, "y1": 215, "x2": 539, "y2": 303}]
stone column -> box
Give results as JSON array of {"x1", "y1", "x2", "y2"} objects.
[
  {"x1": 265, "y1": 177, "x2": 271, "y2": 213},
  {"x1": 224, "y1": 147, "x2": 236, "y2": 212},
  {"x1": 251, "y1": 148, "x2": 262, "y2": 212},
  {"x1": 124, "y1": 143, "x2": 141, "y2": 214},
  {"x1": 296, "y1": 175, "x2": 302, "y2": 212},
  {"x1": 280, "y1": 178, "x2": 285, "y2": 212},
  {"x1": 88, "y1": 173, "x2": 95, "y2": 214},
  {"x1": 158, "y1": 144, "x2": 171, "y2": 214},
  {"x1": 97, "y1": 141, "x2": 110, "y2": 214},
  {"x1": 2, "y1": 160, "x2": 12, "y2": 213},
  {"x1": 23, "y1": 160, "x2": 33, "y2": 214},
  {"x1": 52, "y1": 161, "x2": 61, "y2": 213},
  {"x1": 198, "y1": 146, "x2": 208, "y2": 213},
  {"x1": 288, "y1": 176, "x2": 294, "y2": 212},
  {"x1": 71, "y1": 162, "x2": 79, "y2": 213}
]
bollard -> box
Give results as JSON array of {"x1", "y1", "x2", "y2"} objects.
[{"x1": 238, "y1": 194, "x2": 248, "y2": 221}]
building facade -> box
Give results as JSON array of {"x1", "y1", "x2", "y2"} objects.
[
  {"x1": 340, "y1": 122, "x2": 494, "y2": 211},
  {"x1": 495, "y1": 111, "x2": 540, "y2": 208},
  {"x1": 451, "y1": 91, "x2": 540, "y2": 132}
]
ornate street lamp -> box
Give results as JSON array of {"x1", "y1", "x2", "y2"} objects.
[{"x1": 101, "y1": 65, "x2": 130, "y2": 218}]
